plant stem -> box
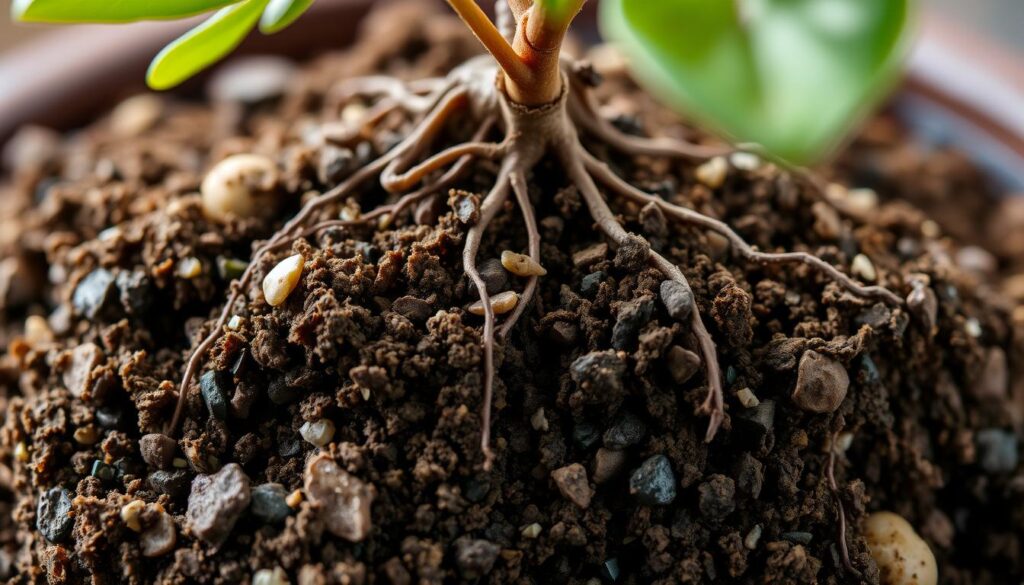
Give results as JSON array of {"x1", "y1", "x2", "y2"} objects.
[{"x1": 447, "y1": 0, "x2": 585, "y2": 106}]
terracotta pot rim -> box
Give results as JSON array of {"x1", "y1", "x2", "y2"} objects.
[{"x1": 1, "y1": 0, "x2": 1023, "y2": 189}]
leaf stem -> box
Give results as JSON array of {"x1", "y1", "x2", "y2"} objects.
[{"x1": 446, "y1": 0, "x2": 531, "y2": 84}]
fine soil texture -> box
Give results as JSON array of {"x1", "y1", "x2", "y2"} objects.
[{"x1": 1, "y1": 3, "x2": 1022, "y2": 584}]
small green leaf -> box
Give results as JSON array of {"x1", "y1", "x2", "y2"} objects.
[
  {"x1": 147, "y1": 0, "x2": 270, "y2": 90},
  {"x1": 259, "y1": 0, "x2": 313, "y2": 34},
  {"x1": 13, "y1": 0, "x2": 242, "y2": 23},
  {"x1": 600, "y1": 0, "x2": 912, "y2": 164}
]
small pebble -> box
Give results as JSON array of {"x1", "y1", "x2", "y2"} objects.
[
  {"x1": 263, "y1": 254, "x2": 304, "y2": 307},
  {"x1": 611, "y1": 298, "x2": 654, "y2": 351},
  {"x1": 253, "y1": 567, "x2": 290, "y2": 585},
  {"x1": 226, "y1": 315, "x2": 244, "y2": 331},
  {"x1": 965, "y1": 318, "x2": 982, "y2": 338},
  {"x1": 73, "y1": 425, "x2": 100, "y2": 445},
  {"x1": 200, "y1": 371, "x2": 230, "y2": 420},
  {"x1": 15, "y1": 442, "x2": 29, "y2": 463},
  {"x1": 811, "y1": 202, "x2": 842, "y2": 241},
  {"x1": 176, "y1": 257, "x2": 202, "y2": 279},
  {"x1": 24, "y1": 315, "x2": 53, "y2": 345},
  {"x1": 975, "y1": 428, "x2": 1018, "y2": 473},
  {"x1": 729, "y1": 152, "x2": 761, "y2": 171},
  {"x1": 110, "y1": 95, "x2": 163, "y2": 137},
  {"x1": 91, "y1": 460, "x2": 115, "y2": 481},
  {"x1": 629, "y1": 455, "x2": 677, "y2": 506},
  {"x1": 73, "y1": 269, "x2": 116, "y2": 319},
  {"x1": 593, "y1": 448, "x2": 626, "y2": 484},
  {"x1": 864, "y1": 511, "x2": 937, "y2": 585},
  {"x1": 470, "y1": 258, "x2": 509, "y2": 296},
  {"x1": 37, "y1": 487, "x2": 74, "y2": 543},
  {"x1": 573, "y1": 422, "x2": 600, "y2": 449},
  {"x1": 304, "y1": 454, "x2": 374, "y2": 541},
  {"x1": 572, "y1": 243, "x2": 608, "y2": 267},
  {"x1": 695, "y1": 156, "x2": 728, "y2": 188},
  {"x1": 521, "y1": 523, "x2": 542, "y2": 539},
  {"x1": 735, "y1": 399, "x2": 775, "y2": 443},
  {"x1": 921, "y1": 220, "x2": 941, "y2": 239},
  {"x1": 251, "y1": 483, "x2": 292, "y2": 525},
  {"x1": 455, "y1": 537, "x2": 500, "y2": 579},
  {"x1": 665, "y1": 345, "x2": 701, "y2": 384},
  {"x1": 121, "y1": 500, "x2": 145, "y2": 532},
  {"x1": 782, "y1": 531, "x2": 813, "y2": 545},
  {"x1": 467, "y1": 291, "x2": 518, "y2": 316},
  {"x1": 449, "y1": 190, "x2": 480, "y2": 225},
  {"x1": 140, "y1": 507, "x2": 177, "y2": 557},
  {"x1": 187, "y1": 463, "x2": 251, "y2": 548},
  {"x1": 550, "y1": 463, "x2": 594, "y2": 509},
  {"x1": 906, "y1": 278, "x2": 938, "y2": 334},
  {"x1": 501, "y1": 250, "x2": 546, "y2": 277},
  {"x1": 579, "y1": 271, "x2": 605, "y2": 296},
  {"x1": 300, "y1": 419, "x2": 335, "y2": 448},
  {"x1": 744, "y1": 525, "x2": 762, "y2": 550},
  {"x1": 601, "y1": 558, "x2": 620, "y2": 582},
  {"x1": 530, "y1": 408, "x2": 549, "y2": 432},
  {"x1": 392, "y1": 296, "x2": 432, "y2": 322},
  {"x1": 62, "y1": 342, "x2": 103, "y2": 399},
  {"x1": 201, "y1": 154, "x2": 278, "y2": 222},
  {"x1": 659, "y1": 280, "x2": 694, "y2": 322},
  {"x1": 736, "y1": 388, "x2": 760, "y2": 408},
  {"x1": 571, "y1": 351, "x2": 626, "y2": 396},
  {"x1": 319, "y1": 144, "x2": 356, "y2": 185},
  {"x1": 852, "y1": 253, "x2": 877, "y2": 282},
  {"x1": 603, "y1": 411, "x2": 646, "y2": 449},
  {"x1": 286, "y1": 489, "x2": 303, "y2": 508},
  {"x1": 846, "y1": 188, "x2": 879, "y2": 214},
  {"x1": 148, "y1": 470, "x2": 191, "y2": 497},
  {"x1": 792, "y1": 351, "x2": 849, "y2": 413}
]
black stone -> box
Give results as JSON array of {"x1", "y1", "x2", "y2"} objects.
[
  {"x1": 659, "y1": 280, "x2": 694, "y2": 322},
  {"x1": 318, "y1": 144, "x2": 355, "y2": 185},
  {"x1": 73, "y1": 268, "x2": 116, "y2": 319},
  {"x1": 782, "y1": 532, "x2": 813, "y2": 545},
  {"x1": 734, "y1": 400, "x2": 775, "y2": 443},
  {"x1": 573, "y1": 422, "x2": 601, "y2": 450},
  {"x1": 603, "y1": 412, "x2": 647, "y2": 449},
  {"x1": 95, "y1": 407, "x2": 123, "y2": 429},
  {"x1": 580, "y1": 271, "x2": 605, "y2": 296},
  {"x1": 148, "y1": 469, "x2": 191, "y2": 497},
  {"x1": 393, "y1": 296, "x2": 432, "y2": 322},
  {"x1": 90, "y1": 460, "x2": 115, "y2": 481},
  {"x1": 200, "y1": 371, "x2": 230, "y2": 420},
  {"x1": 976, "y1": 429, "x2": 1018, "y2": 474},
  {"x1": 36, "y1": 487, "x2": 73, "y2": 543},
  {"x1": 469, "y1": 258, "x2": 509, "y2": 296},
  {"x1": 629, "y1": 455, "x2": 677, "y2": 506},
  {"x1": 601, "y1": 557, "x2": 621, "y2": 582},
  {"x1": 116, "y1": 270, "x2": 152, "y2": 316},
  {"x1": 611, "y1": 298, "x2": 654, "y2": 351},
  {"x1": 571, "y1": 351, "x2": 626, "y2": 396},
  {"x1": 250, "y1": 483, "x2": 291, "y2": 525},
  {"x1": 463, "y1": 477, "x2": 491, "y2": 503}
]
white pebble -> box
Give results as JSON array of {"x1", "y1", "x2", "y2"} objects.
[
  {"x1": 864, "y1": 511, "x2": 937, "y2": 585},
  {"x1": 201, "y1": 154, "x2": 278, "y2": 222},
  {"x1": 24, "y1": 315, "x2": 53, "y2": 345},
  {"x1": 964, "y1": 318, "x2": 982, "y2": 338},
  {"x1": 530, "y1": 408, "x2": 549, "y2": 432},
  {"x1": 521, "y1": 523, "x2": 542, "y2": 539},
  {"x1": 851, "y1": 254, "x2": 877, "y2": 282},
  {"x1": 300, "y1": 419, "x2": 335, "y2": 448},
  {"x1": 736, "y1": 388, "x2": 760, "y2": 408},
  {"x1": 140, "y1": 507, "x2": 177, "y2": 557},
  {"x1": 263, "y1": 254, "x2": 304, "y2": 307},
  {"x1": 120, "y1": 500, "x2": 145, "y2": 532},
  {"x1": 847, "y1": 188, "x2": 879, "y2": 214},
  {"x1": 920, "y1": 220, "x2": 940, "y2": 239},
  {"x1": 729, "y1": 152, "x2": 761, "y2": 171},
  {"x1": 110, "y1": 95, "x2": 163, "y2": 137},
  {"x1": 468, "y1": 291, "x2": 519, "y2": 316},
  {"x1": 341, "y1": 102, "x2": 368, "y2": 126},
  {"x1": 695, "y1": 156, "x2": 728, "y2": 189},
  {"x1": 227, "y1": 315, "x2": 244, "y2": 331},
  {"x1": 253, "y1": 566, "x2": 290, "y2": 585},
  {"x1": 176, "y1": 257, "x2": 202, "y2": 279},
  {"x1": 501, "y1": 251, "x2": 546, "y2": 277}
]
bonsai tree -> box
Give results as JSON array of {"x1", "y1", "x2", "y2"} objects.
[{"x1": 11, "y1": 0, "x2": 910, "y2": 469}]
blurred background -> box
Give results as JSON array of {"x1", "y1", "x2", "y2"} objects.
[{"x1": 1, "y1": 0, "x2": 1022, "y2": 52}]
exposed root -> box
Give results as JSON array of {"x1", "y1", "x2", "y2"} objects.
[
  {"x1": 170, "y1": 56, "x2": 902, "y2": 469},
  {"x1": 828, "y1": 430, "x2": 861, "y2": 578}
]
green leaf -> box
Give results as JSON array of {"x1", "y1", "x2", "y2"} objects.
[
  {"x1": 147, "y1": 0, "x2": 269, "y2": 90},
  {"x1": 600, "y1": 0, "x2": 912, "y2": 164},
  {"x1": 259, "y1": 0, "x2": 313, "y2": 34},
  {"x1": 13, "y1": 0, "x2": 242, "y2": 23}
]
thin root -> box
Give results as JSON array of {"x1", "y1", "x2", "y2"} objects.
[
  {"x1": 581, "y1": 150, "x2": 904, "y2": 306},
  {"x1": 828, "y1": 430, "x2": 861, "y2": 577},
  {"x1": 564, "y1": 146, "x2": 726, "y2": 442},
  {"x1": 498, "y1": 171, "x2": 542, "y2": 339}
]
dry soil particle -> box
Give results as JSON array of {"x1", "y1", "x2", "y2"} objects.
[{"x1": 0, "y1": 3, "x2": 1022, "y2": 584}]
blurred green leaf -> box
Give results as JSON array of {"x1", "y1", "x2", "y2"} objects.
[
  {"x1": 12, "y1": 0, "x2": 241, "y2": 23},
  {"x1": 147, "y1": 0, "x2": 269, "y2": 90},
  {"x1": 259, "y1": 0, "x2": 313, "y2": 34},
  {"x1": 600, "y1": 0, "x2": 912, "y2": 164}
]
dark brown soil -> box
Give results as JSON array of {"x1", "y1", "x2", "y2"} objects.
[{"x1": 0, "y1": 3, "x2": 1021, "y2": 584}]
